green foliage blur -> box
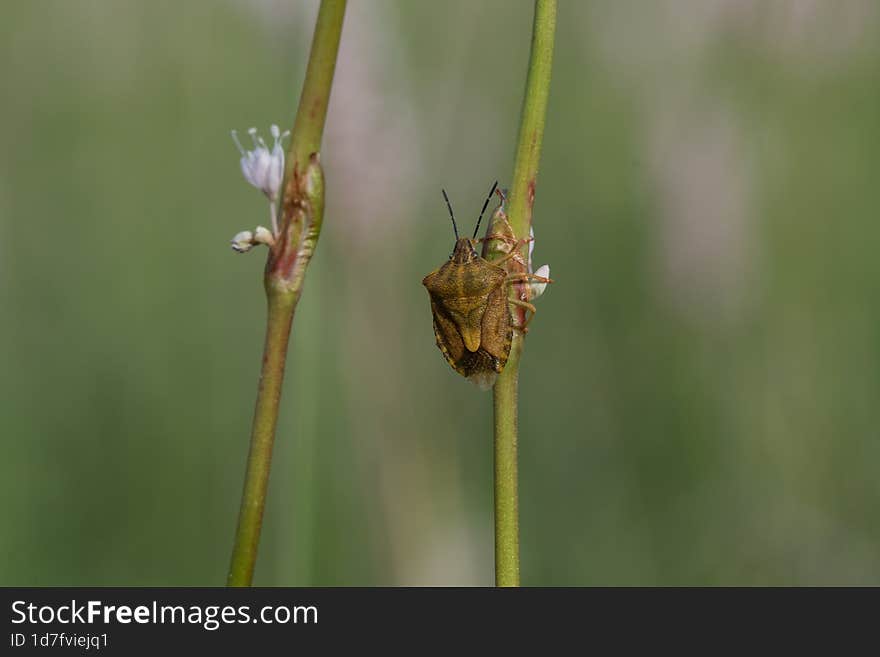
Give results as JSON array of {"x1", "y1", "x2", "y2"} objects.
[{"x1": 3, "y1": 0, "x2": 880, "y2": 585}]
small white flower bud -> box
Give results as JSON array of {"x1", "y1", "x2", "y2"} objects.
[
  {"x1": 231, "y1": 230, "x2": 255, "y2": 253},
  {"x1": 526, "y1": 225, "x2": 551, "y2": 299},
  {"x1": 253, "y1": 225, "x2": 276, "y2": 246},
  {"x1": 531, "y1": 264, "x2": 550, "y2": 299}
]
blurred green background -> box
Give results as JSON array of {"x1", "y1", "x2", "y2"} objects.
[{"x1": 2, "y1": 0, "x2": 880, "y2": 585}]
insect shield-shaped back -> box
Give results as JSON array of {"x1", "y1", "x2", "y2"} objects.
[
  {"x1": 422, "y1": 238, "x2": 512, "y2": 390},
  {"x1": 422, "y1": 183, "x2": 513, "y2": 390}
]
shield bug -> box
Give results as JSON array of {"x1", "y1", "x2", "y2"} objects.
[{"x1": 422, "y1": 182, "x2": 552, "y2": 389}]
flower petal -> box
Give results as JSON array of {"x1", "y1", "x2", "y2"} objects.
[
  {"x1": 231, "y1": 230, "x2": 255, "y2": 253},
  {"x1": 531, "y1": 264, "x2": 550, "y2": 299}
]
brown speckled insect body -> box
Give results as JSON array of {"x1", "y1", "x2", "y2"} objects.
[
  {"x1": 423, "y1": 181, "x2": 546, "y2": 390},
  {"x1": 423, "y1": 232, "x2": 513, "y2": 390}
]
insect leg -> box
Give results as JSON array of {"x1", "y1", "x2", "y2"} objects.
[
  {"x1": 505, "y1": 272, "x2": 554, "y2": 285},
  {"x1": 493, "y1": 243, "x2": 531, "y2": 266},
  {"x1": 479, "y1": 233, "x2": 518, "y2": 245},
  {"x1": 508, "y1": 298, "x2": 538, "y2": 332}
]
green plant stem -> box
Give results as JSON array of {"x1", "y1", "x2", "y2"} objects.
[
  {"x1": 493, "y1": 0, "x2": 556, "y2": 588},
  {"x1": 493, "y1": 337, "x2": 522, "y2": 586},
  {"x1": 227, "y1": 0, "x2": 346, "y2": 588},
  {"x1": 288, "y1": 0, "x2": 347, "y2": 174},
  {"x1": 227, "y1": 293, "x2": 296, "y2": 586}
]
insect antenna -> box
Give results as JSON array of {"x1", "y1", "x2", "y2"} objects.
[
  {"x1": 442, "y1": 189, "x2": 459, "y2": 241},
  {"x1": 472, "y1": 180, "x2": 499, "y2": 239}
]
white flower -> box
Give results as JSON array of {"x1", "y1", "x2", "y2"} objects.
[
  {"x1": 528, "y1": 226, "x2": 551, "y2": 299},
  {"x1": 252, "y1": 225, "x2": 275, "y2": 246},
  {"x1": 531, "y1": 264, "x2": 550, "y2": 299},
  {"x1": 231, "y1": 230, "x2": 255, "y2": 253},
  {"x1": 231, "y1": 125, "x2": 289, "y2": 201},
  {"x1": 229, "y1": 225, "x2": 277, "y2": 253}
]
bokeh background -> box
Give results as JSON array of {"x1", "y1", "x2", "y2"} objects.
[{"x1": 2, "y1": 0, "x2": 880, "y2": 585}]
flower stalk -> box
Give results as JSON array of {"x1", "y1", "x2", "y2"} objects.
[
  {"x1": 491, "y1": 0, "x2": 556, "y2": 588},
  {"x1": 227, "y1": 0, "x2": 346, "y2": 587}
]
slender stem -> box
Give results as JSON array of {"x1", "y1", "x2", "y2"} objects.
[
  {"x1": 288, "y1": 0, "x2": 347, "y2": 174},
  {"x1": 227, "y1": 293, "x2": 296, "y2": 586},
  {"x1": 227, "y1": 0, "x2": 346, "y2": 587},
  {"x1": 494, "y1": 337, "x2": 522, "y2": 586},
  {"x1": 493, "y1": 0, "x2": 556, "y2": 588},
  {"x1": 269, "y1": 201, "x2": 278, "y2": 236},
  {"x1": 506, "y1": 0, "x2": 556, "y2": 241}
]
